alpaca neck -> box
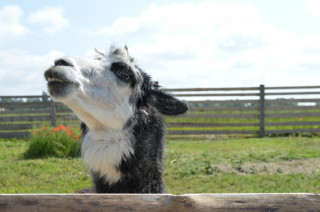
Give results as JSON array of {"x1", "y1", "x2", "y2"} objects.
[{"x1": 81, "y1": 128, "x2": 134, "y2": 184}]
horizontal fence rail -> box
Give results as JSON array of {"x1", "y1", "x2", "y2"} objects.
[
  {"x1": 1, "y1": 84, "x2": 320, "y2": 138},
  {"x1": 0, "y1": 193, "x2": 319, "y2": 212}
]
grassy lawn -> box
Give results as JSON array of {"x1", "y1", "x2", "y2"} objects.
[
  {"x1": 164, "y1": 136, "x2": 320, "y2": 194},
  {"x1": 0, "y1": 140, "x2": 91, "y2": 193},
  {"x1": 1, "y1": 136, "x2": 320, "y2": 194}
]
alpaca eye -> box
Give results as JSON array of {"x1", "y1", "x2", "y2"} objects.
[
  {"x1": 116, "y1": 70, "x2": 130, "y2": 81},
  {"x1": 111, "y1": 62, "x2": 134, "y2": 83}
]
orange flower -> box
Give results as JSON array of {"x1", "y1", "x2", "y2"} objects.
[
  {"x1": 299, "y1": 118, "x2": 303, "y2": 121},
  {"x1": 51, "y1": 125, "x2": 66, "y2": 132},
  {"x1": 68, "y1": 130, "x2": 74, "y2": 136}
]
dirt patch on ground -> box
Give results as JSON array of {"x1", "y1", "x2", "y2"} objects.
[{"x1": 211, "y1": 158, "x2": 320, "y2": 175}]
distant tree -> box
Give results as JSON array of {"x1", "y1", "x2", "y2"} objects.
[
  {"x1": 26, "y1": 98, "x2": 41, "y2": 102},
  {"x1": 0, "y1": 98, "x2": 23, "y2": 103},
  {"x1": 42, "y1": 91, "x2": 49, "y2": 103}
]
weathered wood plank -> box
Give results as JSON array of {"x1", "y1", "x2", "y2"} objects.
[
  {"x1": 56, "y1": 114, "x2": 78, "y2": 121},
  {"x1": 188, "y1": 100, "x2": 260, "y2": 104},
  {"x1": 56, "y1": 121, "x2": 81, "y2": 127},
  {"x1": 266, "y1": 128, "x2": 320, "y2": 134},
  {"x1": 0, "y1": 115, "x2": 50, "y2": 122},
  {"x1": 0, "y1": 95, "x2": 48, "y2": 98},
  {"x1": 0, "y1": 131, "x2": 29, "y2": 139},
  {"x1": 161, "y1": 87, "x2": 260, "y2": 92},
  {"x1": 162, "y1": 85, "x2": 320, "y2": 91},
  {"x1": 0, "y1": 109, "x2": 74, "y2": 115},
  {"x1": 174, "y1": 93, "x2": 259, "y2": 97},
  {"x1": 266, "y1": 105, "x2": 320, "y2": 111},
  {"x1": 167, "y1": 130, "x2": 257, "y2": 135},
  {"x1": 0, "y1": 114, "x2": 77, "y2": 123},
  {"x1": 265, "y1": 98, "x2": 320, "y2": 103},
  {"x1": 0, "y1": 122, "x2": 80, "y2": 132},
  {"x1": 265, "y1": 112, "x2": 320, "y2": 118},
  {"x1": 0, "y1": 124, "x2": 33, "y2": 130},
  {"x1": 55, "y1": 102, "x2": 68, "y2": 107},
  {"x1": 265, "y1": 85, "x2": 320, "y2": 89},
  {"x1": 56, "y1": 109, "x2": 73, "y2": 113},
  {"x1": 266, "y1": 91, "x2": 320, "y2": 96},
  {"x1": 266, "y1": 121, "x2": 320, "y2": 126},
  {"x1": 1, "y1": 193, "x2": 318, "y2": 212},
  {"x1": 0, "y1": 109, "x2": 51, "y2": 115},
  {"x1": 167, "y1": 122, "x2": 258, "y2": 128},
  {"x1": 192, "y1": 106, "x2": 259, "y2": 112},
  {"x1": 170, "y1": 114, "x2": 259, "y2": 119},
  {"x1": 0, "y1": 102, "x2": 50, "y2": 109}
]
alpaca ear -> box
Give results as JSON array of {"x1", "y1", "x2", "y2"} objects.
[{"x1": 150, "y1": 90, "x2": 189, "y2": 115}]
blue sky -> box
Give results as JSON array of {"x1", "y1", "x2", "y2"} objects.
[{"x1": 0, "y1": 0, "x2": 319, "y2": 95}]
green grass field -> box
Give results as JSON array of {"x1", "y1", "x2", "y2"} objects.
[{"x1": 1, "y1": 136, "x2": 320, "y2": 194}]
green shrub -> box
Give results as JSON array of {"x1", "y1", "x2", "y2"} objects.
[{"x1": 24, "y1": 125, "x2": 81, "y2": 159}]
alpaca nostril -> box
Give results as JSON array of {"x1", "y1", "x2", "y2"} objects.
[{"x1": 54, "y1": 59, "x2": 73, "y2": 67}]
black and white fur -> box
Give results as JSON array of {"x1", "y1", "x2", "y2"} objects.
[{"x1": 44, "y1": 46, "x2": 188, "y2": 193}]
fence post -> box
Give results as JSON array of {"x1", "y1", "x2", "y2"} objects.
[
  {"x1": 153, "y1": 81, "x2": 159, "y2": 91},
  {"x1": 50, "y1": 99, "x2": 56, "y2": 127},
  {"x1": 259, "y1": 84, "x2": 265, "y2": 138}
]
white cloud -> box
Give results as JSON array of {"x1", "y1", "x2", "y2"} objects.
[
  {"x1": 85, "y1": 1, "x2": 317, "y2": 88},
  {"x1": 305, "y1": 0, "x2": 320, "y2": 18},
  {"x1": 0, "y1": 49, "x2": 65, "y2": 95},
  {"x1": 27, "y1": 7, "x2": 69, "y2": 34},
  {"x1": 0, "y1": 5, "x2": 29, "y2": 44},
  {"x1": 0, "y1": 5, "x2": 69, "y2": 44}
]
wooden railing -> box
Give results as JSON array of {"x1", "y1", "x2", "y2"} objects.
[
  {"x1": 0, "y1": 193, "x2": 319, "y2": 212},
  {"x1": 1, "y1": 85, "x2": 320, "y2": 138}
]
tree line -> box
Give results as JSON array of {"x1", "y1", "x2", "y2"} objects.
[{"x1": 0, "y1": 92, "x2": 50, "y2": 103}]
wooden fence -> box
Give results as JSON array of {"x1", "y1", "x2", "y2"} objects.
[
  {"x1": 1, "y1": 85, "x2": 320, "y2": 138},
  {"x1": 0, "y1": 95, "x2": 77, "y2": 139},
  {"x1": 0, "y1": 193, "x2": 319, "y2": 212},
  {"x1": 163, "y1": 85, "x2": 320, "y2": 137}
]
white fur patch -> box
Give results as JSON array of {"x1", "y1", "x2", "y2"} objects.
[{"x1": 81, "y1": 129, "x2": 134, "y2": 184}]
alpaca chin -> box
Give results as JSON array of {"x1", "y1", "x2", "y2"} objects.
[{"x1": 47, "y1": 82, "x2": 78, "y2": 100}]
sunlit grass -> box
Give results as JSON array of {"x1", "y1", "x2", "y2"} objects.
[{"x1": 1, "y1": 136, "x2": 320, "y2": 194}]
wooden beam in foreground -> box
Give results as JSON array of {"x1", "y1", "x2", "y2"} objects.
[{"x1": 0, "y1": 193, "x2": 319, "y2": 212}]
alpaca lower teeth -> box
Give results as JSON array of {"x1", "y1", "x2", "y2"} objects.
[{"x1": 48, "y1": 77, "x2": 65, "y2": 83}]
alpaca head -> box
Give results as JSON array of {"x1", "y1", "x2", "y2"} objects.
[{"x1": 44, "y1": 46, "x2": 188, "y2": 131}]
